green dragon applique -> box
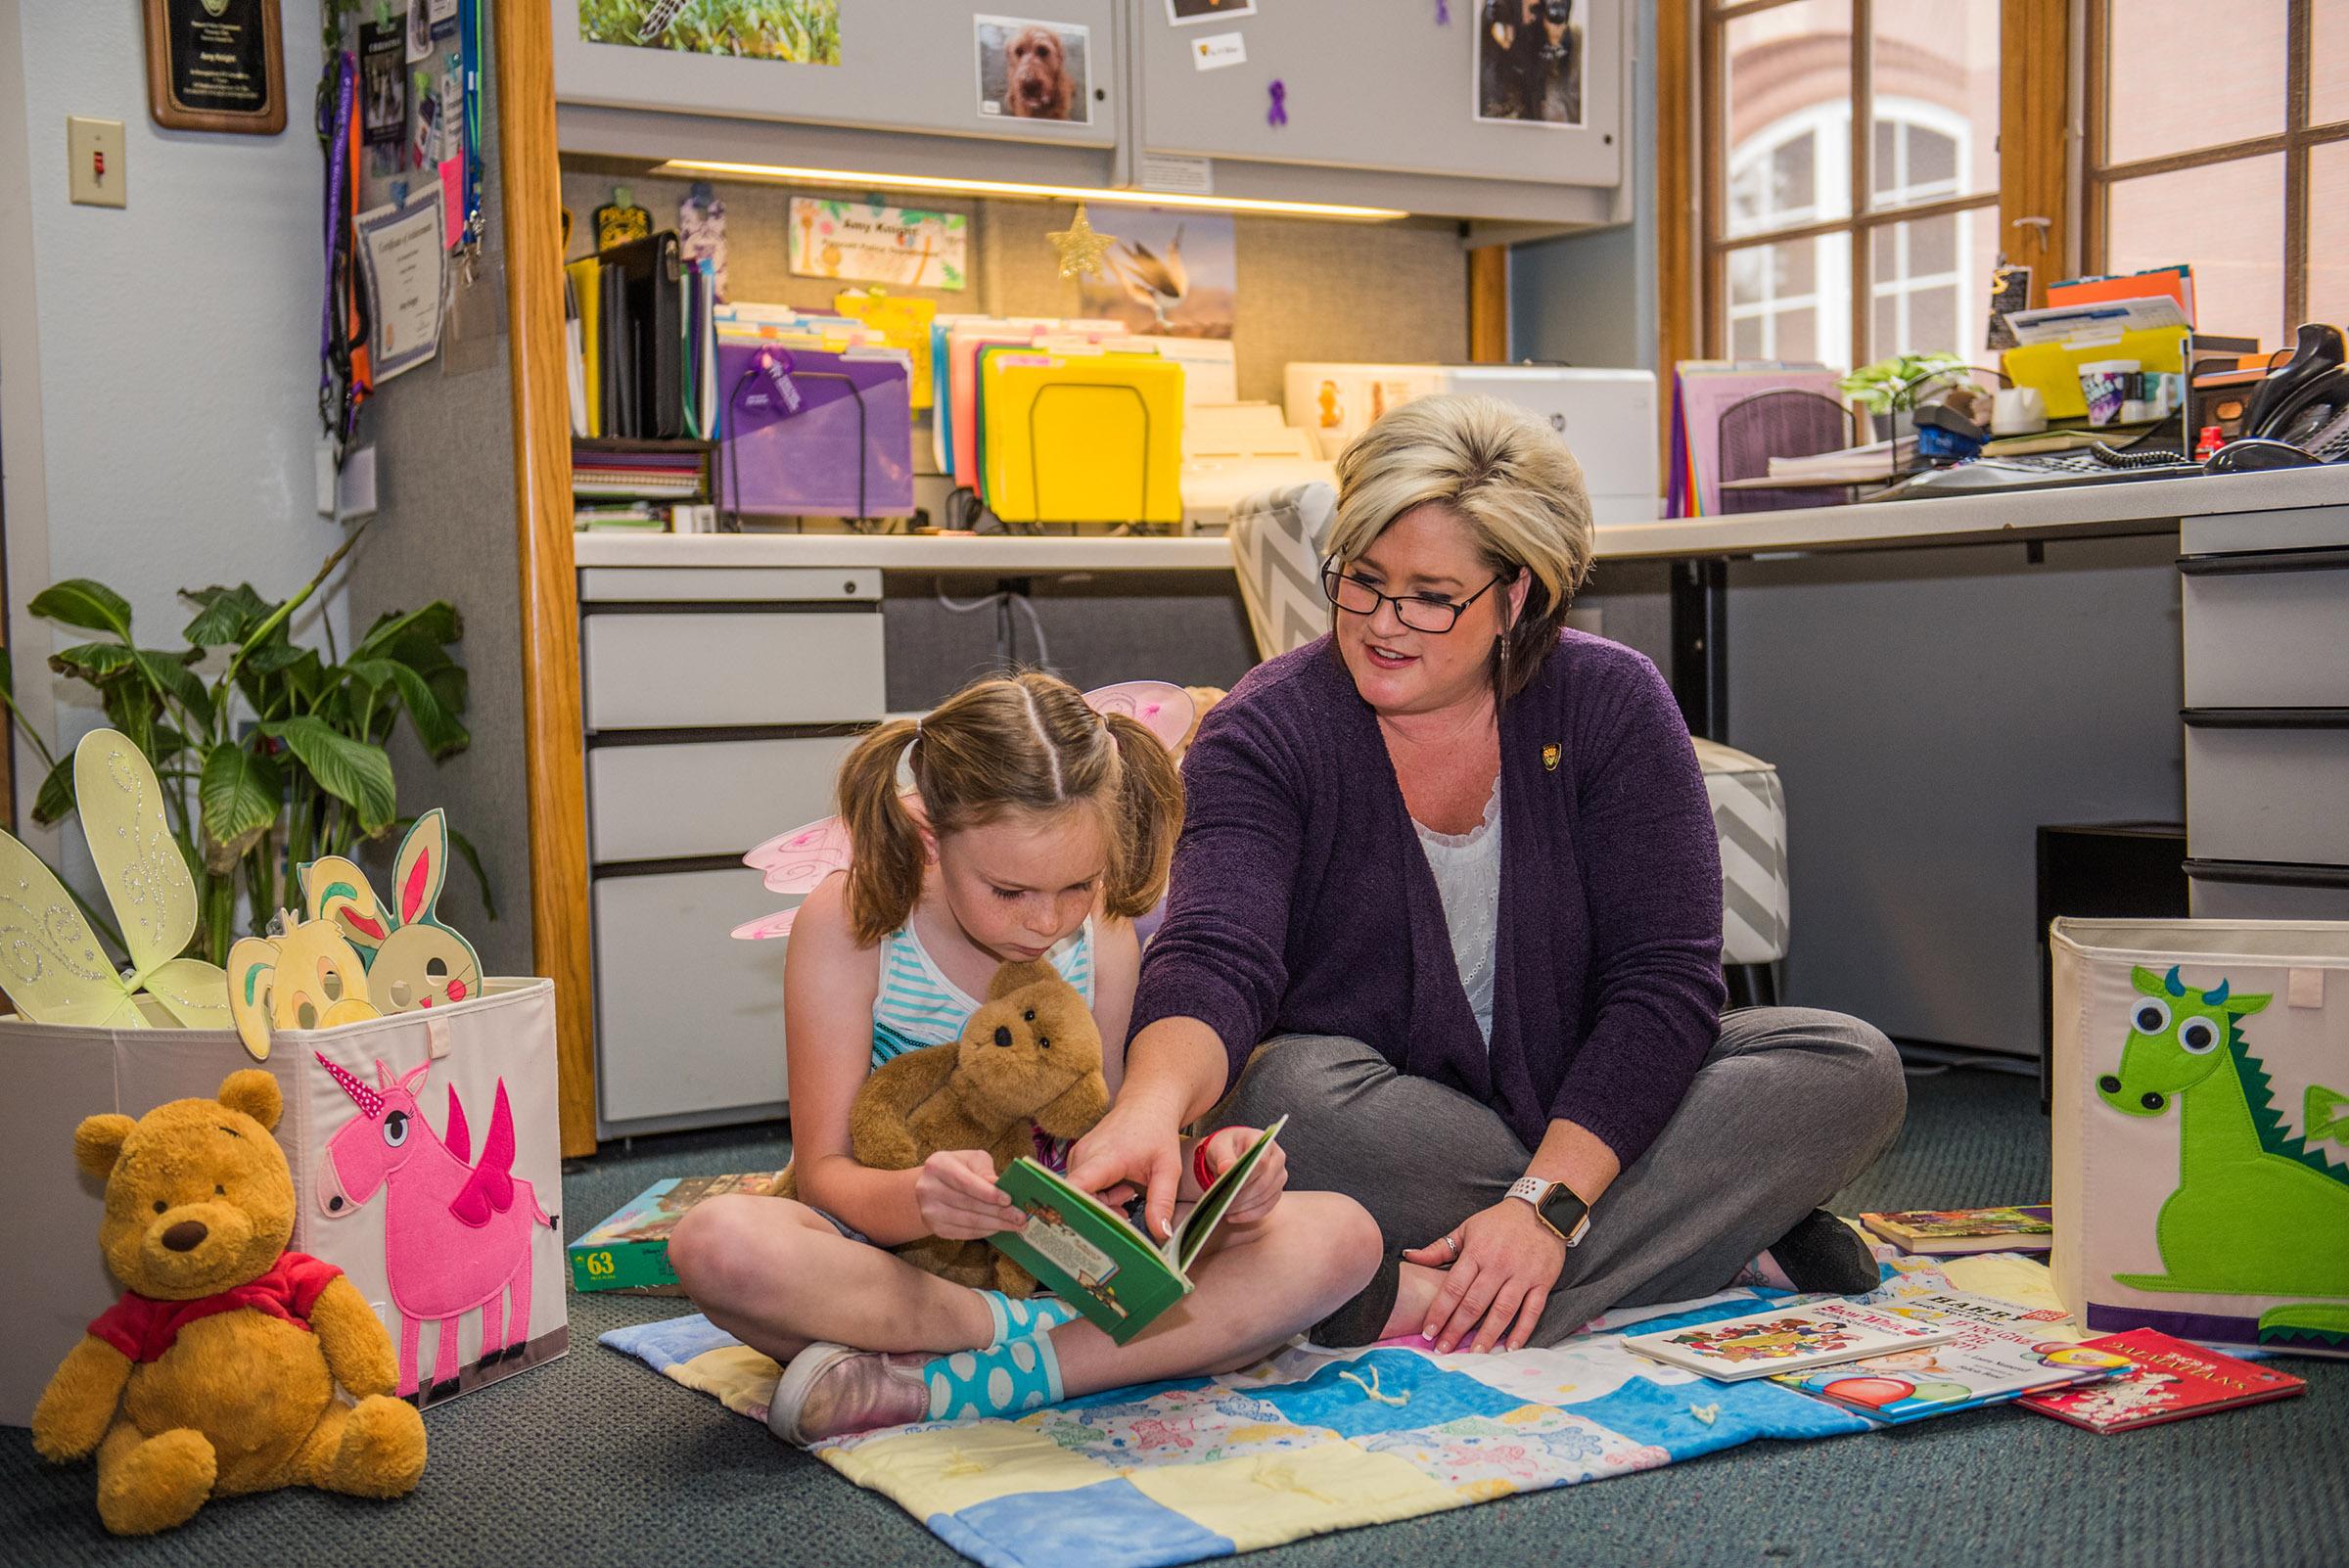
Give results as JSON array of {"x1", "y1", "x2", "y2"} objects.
[{"x1": 2097, "y1": 965, "x2": 2349, "y2": 1346}]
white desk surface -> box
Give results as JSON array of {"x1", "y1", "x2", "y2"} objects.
[{"x1": 572, "y1": 466, "x2": 2349, "y2": 573}]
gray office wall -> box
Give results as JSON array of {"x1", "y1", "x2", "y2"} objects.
[{"x1": 1724, "y1": 534, "x2": 2185, "y2": 1056}]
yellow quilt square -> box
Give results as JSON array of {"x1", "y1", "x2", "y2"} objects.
[
  {"x1": 1125, "y1": 1440, "x2": 1468, "y2": 1551},
  {"x1": 821, "y1": 1422, "x2": 1121, "y2": 1515}
]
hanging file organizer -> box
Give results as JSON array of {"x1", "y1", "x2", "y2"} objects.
[
  {"x1": 978, "y1": 350, "x2": 1185, "y2": 525},
  {"x1": 714, "y1": 340, "x2": 915, "y2": 520}
]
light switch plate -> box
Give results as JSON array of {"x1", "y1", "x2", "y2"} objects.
[{"x1": 67, "y1": 116, "x2": 125, "y2": 208}]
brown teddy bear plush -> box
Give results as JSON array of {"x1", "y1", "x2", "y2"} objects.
[
  {"x1": 32, "y1": 1070, "x2": 428, "y2": 1536},
  {"x1": 778, "y1": 961, "x2": 1109, "y2": 1294}
]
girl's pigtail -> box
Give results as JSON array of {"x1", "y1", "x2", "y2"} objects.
[
  {"x1": 837, "y1": 718, "x2": 927, "y2": 945},
  {"x1": 1099, "y1": 713, "x2": 1185, "y2": 919}
]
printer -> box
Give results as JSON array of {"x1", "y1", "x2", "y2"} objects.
[{"x1": 1282, "y1": 362, "x2": 1660, "y2": 522}]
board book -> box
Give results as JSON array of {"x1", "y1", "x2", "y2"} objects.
[
  {"x1": 2017, "y1": 1328, "x2": 2307, "y2": 1432},
  {"x1": 1859, "y1": 1205, "x2": 2053, "y2": 1254},
  {"x1": 989, "y1": 1118, "x2": 1285, "y2": 1345},
  {"x1": 1621, "y1": 1299, "x2": 1958, "y2": 1382},
  {"x1": 568, "y1": 1173, "x2": 785, "y2": 1294},
  {"x1": 1770, "y1": 1291, "x2": 2128, "y2": 1422}
]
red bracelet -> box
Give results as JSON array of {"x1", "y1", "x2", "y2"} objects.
[{"x1": 1191, "y1": 1133, "x2": 1221, "y2": 1192}]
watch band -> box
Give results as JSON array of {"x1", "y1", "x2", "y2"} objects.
[{"x1": 1505, "y1": 1176, "x2": 1592, "y2": 1247}]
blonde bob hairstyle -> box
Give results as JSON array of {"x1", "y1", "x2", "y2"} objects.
[
  {"x1": 1327, "y1": 392, "x2": 1594, "y2": 702},
  {"x1": 833, "y1": 671, "x2": 1184, "y2": 946}
]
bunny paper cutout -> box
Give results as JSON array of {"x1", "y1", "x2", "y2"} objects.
[
  {"x1": 299, "y1": 808, "x2": 484, "y2": 1014},
  {"x1": 0, "y1": 729, "x2": 230, "y2": 1031},
  {"x1": 731, "y1": 680, "x2": 1195, "y2": 942},
  {"x1": 225, "y1": 911, "x2": 381, "y2": 1060}
]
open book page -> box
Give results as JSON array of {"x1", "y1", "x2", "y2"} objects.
[{"x1": 1168, "y1": 1116, "x2": 1288, "y2": 1273}]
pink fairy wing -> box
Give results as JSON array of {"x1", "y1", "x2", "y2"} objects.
[
  {"x1": 448, "y1": 1080, "x2": 518, "y2": 1228},
  {"x1": 1084, "y1": 680, "x2": 1196, "y2": 752},
  {"x1": 444, "y1": 1084, "x2": 472, "y2": 1166},
  {"x1": 731, "y1": 908, "x2": 802, "y2": 941},
  {"x1": 744, "y1": 814, "x2": 854, "y2": 890}
]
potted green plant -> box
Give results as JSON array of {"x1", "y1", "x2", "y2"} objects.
[
  {"x1": 1839, "y1": 351, "x2": 1976, "y2": 440},
  {"x1": 0, "y1": 530, "x2": 490, "y2": 967}
]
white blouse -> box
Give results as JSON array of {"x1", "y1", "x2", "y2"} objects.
[{"x1": 1413, "y1": 779, "x2": 1503, "y2": 1047}]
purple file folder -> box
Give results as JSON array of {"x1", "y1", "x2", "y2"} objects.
[{"x1": 716, "y1": 342, "x2": 915, "y2": 519}]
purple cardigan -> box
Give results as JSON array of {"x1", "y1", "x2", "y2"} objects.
[{"x1": 1130, "y1": 631, "x2": 1727, "y2": 1167}]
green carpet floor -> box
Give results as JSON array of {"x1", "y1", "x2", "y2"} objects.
[{"x1": 7, "y1": 1065, "x2": 2342, "y2": 1567}]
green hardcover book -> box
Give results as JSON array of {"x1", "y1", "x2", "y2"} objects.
[
  {"x1": 989, "y1": 1118, "x2": 1286, "y2": 1345},
  {"x1": 567, "y1": 1172, "x2": 786, "y2": 1294}
]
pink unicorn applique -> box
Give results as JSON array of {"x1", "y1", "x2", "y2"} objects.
[{"x1": 313, "y1": 1054, "x2": 557, "y2": 1401}]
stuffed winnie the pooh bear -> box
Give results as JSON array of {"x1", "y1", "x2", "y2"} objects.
[
  {"x1": 777, "y1": 960, "x2": 1109, "y2": 1294},
  {"x1": 32, "y1": 1069, "x2": 428, "y2": 1536}
]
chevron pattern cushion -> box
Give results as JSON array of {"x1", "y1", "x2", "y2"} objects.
[{"x1": 1228, "y1": 483, "x2": 1337, "y2": 659}]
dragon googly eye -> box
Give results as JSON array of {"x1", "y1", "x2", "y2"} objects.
[
  {"x1": 2132, "y1": 1000, "x2": 2169, "y2": 1036},
  {"x1": 2178, "y1": 1017, "x2": 2220, "y2": 1054}
]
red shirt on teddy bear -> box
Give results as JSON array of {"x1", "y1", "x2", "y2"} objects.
[{"x1": 86, "y1": 1252, "x2": 345, "y2": 1364}]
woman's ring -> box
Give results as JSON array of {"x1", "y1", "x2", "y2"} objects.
[{"x1": 1441, "y1": 1233, "x2": 1460, "y2": 1259}]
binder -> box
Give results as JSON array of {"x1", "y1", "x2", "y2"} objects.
[
  {"x1": 604, "y1": 232, "x2": 685, "y2": 439},
  {"x1": 598, "y1": 262, "x2": 627, "y2": 438},
  {"x1": 978, "y1": 351, "x2": 1185, "y2": 525},
  {"x1": 714, "y1": 340, "x2": 916, "y2": 519},
  {"x1": 567, "y1": 256, "x2": 604, "y2": 438}
]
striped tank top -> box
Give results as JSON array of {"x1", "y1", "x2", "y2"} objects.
[{"x1": 870, "y1": 916, "x2": 1097, "y2": 1069}]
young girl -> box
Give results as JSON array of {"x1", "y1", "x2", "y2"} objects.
[{"x1": 668, "y1": 672, "x2": 1381, "y2": 1446}]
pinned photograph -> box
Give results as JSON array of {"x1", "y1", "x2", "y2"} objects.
[
  {"x1": 1475, "y1": 0, "x2": 1583, "y2": 127},
  {"x1": 976, "y1": 16, "x2": 1092, "y2": 124},
  {"x1": 1077, "y1": 208, "x2": 1235, "y2": 340},
  {"x1": 358, "y1": 20, "x2": 408, "y2": 147},
  {"x1": 1166, "y1": 0, "x2": 1258, "y2": 23},
  {"x1": 578, "y1": 0, "x2": 842, "y2": 66}
]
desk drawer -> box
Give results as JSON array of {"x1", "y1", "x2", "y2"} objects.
[
  {"x1": 582, "y1": 610, "x2": 885, "y2": 729},
  {"x1": 2188, "y1": 860, "x2": 2349, "y2": 921},
  {"x1": 2185, "y1": 717, "x2": 2349, "y2": 867},
  {"x1": 2180, "y1": 546, "x2": 2349, "y2": 708},
  {"x1": 593, "y1": 868, "x2": 792, "y2": 1127},
  {"x1": 589, "y1": 734, "x2": 860, "y2": 864}
]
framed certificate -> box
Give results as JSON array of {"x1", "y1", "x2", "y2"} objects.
[{"x1": 144, "y1": 0, "x2": 287, "y2": 135}]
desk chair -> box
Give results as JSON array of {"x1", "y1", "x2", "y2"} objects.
[{"x1": 1228, "y1": 484, "x2": 1792, "y2": 1006}]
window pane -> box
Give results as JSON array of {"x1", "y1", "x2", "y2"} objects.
[
  {"x1": 1867, "y1": 207, "x2": 2000, "y2": 360},
  {"x1": 1869, "y1": 1, "x2": 1999, "y2": 208},
  {"x1": 2319, "y1": 0, "x2": 2349, "y2": 126},
  {"x1": 1724, "y1": 0, "x2": 1853, "y2": 239},
  {"x1": 2104, "y1": 0, "x2": 2284, "y2": 166},
  {"x1": 2105, "y1": 157, "x2": 2286, "y2": 346},
  {"x1": 2312, "y1": 142, "x2": 2349, "y2": 336},
  {"x1": 1727, "y1": 231, "x2": 1853, "y2": 368}
]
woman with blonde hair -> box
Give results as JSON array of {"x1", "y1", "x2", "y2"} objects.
[
  {"x1": 1069, "y1": 395, "x2": 1905, "y2": 1353},
  {"x1": 670, "y1": 672, "x2": 1382, "y2": 1444}
]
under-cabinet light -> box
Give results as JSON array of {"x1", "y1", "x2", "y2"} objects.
[{"x1": 651, "y1": 160, "x2": 1410, "y2": 221}]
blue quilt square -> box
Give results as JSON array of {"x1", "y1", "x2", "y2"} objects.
[
  {"x1": 1562, "y1": 1371, "x2": 1869, "y2": 1454},
  {"x1": 1265, "y1": 1351, "x2": 1530, "y2": 1439},
  {"x1": 936, "y1": 1477, "x2": 1233, "y2": 1568}
]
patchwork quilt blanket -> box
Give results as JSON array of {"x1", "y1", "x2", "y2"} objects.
[{"x1": 604, "y1": 1251, "x2": 2063, "y2": 1568}]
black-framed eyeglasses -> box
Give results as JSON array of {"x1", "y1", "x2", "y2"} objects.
[{"x1": 1320, "y1": 561, "x2": 1507, "y2": 634}]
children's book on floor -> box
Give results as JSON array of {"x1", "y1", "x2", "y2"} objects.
[
  {"x1": 1859, "y1": 1205, "x2": 2054, "y2": 1254},
  {"x1": 2017, "y1": 1328, "x2": 2308, "y2": 1432},
  {"x1": 1770, "y1": 1291, "x2": 2129, "y2": 1422},
  {"x1": 568, "y1": 1173, "x2": 786, "y2": 1294},
  {"x1": 989, "y1": 1118, "x2": 1286, "y2": 1345},
  {"x1": 1622, "y1": 1298, "x2": 1958, "y2": 1382}
]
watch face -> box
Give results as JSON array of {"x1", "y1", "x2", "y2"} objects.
[{"x1": 1538, "y1": 1184, "x2": 1589, "y2": 1241}]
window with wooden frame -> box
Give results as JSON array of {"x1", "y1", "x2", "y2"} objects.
[
  {"x1": 1697, "y1": 1, "x2": 2006, "y2": 369},
  {"x1": 2086, "y1": 0, "x2": 2349, "y2": 346}
]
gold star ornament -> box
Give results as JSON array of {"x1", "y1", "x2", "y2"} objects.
[{"x1": 1047, "y1": 204, "x2": 1118, "y2": 281}]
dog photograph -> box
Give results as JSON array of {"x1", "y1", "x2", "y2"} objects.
[
  {"x1": 1475, "y1": 0, "x2": 1583, "y2": 127},
  {"x1": 975, "y1": 16, "x2": 1092, "y2": 124},
  {"x1": 1165, "y1": 0, "x2": 1258, "y2": 23}
]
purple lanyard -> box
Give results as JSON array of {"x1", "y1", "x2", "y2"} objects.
[{"x1": 320, "y1": 51, "x2": 354, "y2": 379}]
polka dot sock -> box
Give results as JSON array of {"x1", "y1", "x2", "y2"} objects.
[
  {"x1": 922, "y1": 1330, "x2": 1065, "y2": 1421},
  {"x1": 976, "y1": 1290, "x2": 1082, "y2": 1349}
]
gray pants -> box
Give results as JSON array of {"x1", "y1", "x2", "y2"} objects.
[{"x1": 1222, "y1": 1007, "x2": 1908, "y2": 1347}]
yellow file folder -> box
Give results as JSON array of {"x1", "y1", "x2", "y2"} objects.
[
  {"x1": 980, "y1": 352, "x2": 1185, "y2": 525},
  {"x1": 835, "y1": 291, "x2": 940, "y2": 411},
  {"x1": 2002, "y1": 326, "x2": 2188, "y2": 421},
  {"x1": 567, "y1": 257, "x2": 603, "y2": 438}
]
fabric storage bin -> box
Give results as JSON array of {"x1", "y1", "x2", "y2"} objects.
[
  {"x1": 2, "y1": 979, "x2": 567, "y2": 1428},
  {"x1": 2050, "y1": 919, "x2": 2349, "y2": 1355}
]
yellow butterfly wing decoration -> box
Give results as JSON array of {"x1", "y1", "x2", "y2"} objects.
[
  {"x1": 73, "y1": 730, "x2": 231, "y2": 1029},
  {"x1": 0, "y1": 730, "x2": 229, "y2": 1031}
]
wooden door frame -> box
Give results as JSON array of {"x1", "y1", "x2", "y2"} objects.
[{"x1": 494, "y1": 0, "x2": 596, "y2": 1158}]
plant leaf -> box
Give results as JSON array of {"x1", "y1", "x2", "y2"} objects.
[
  {"x1": 438, "y1": 819, "x2": 498, "y2": 921},
  {"x1": 31, "y1": 754, "x2": 75, "y2": 825},
  {"x1": 346, "y1": 657, "x2": 470, "y2": 759},
  {"x1": 48, "y1": 641, "x2": 141, "y2": 684},
  {"x1": 272, "y1": 715, "x2": 395, "y2": 834},
  {"x1": 29, "y1": 579, "x2": 132, "y2": 639},
  {"x1": 135, "y1": 648, "x2": 214, "y2": 727},
  {"x1": 181, "y1": 583, "x2": 276, "y2": 647},
  {"x1": 353, "y1": 601, "x2": 463, "y2": 661},
  {"x1": 199, "y1": 743, "x2": 283, "y2": 856}
]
